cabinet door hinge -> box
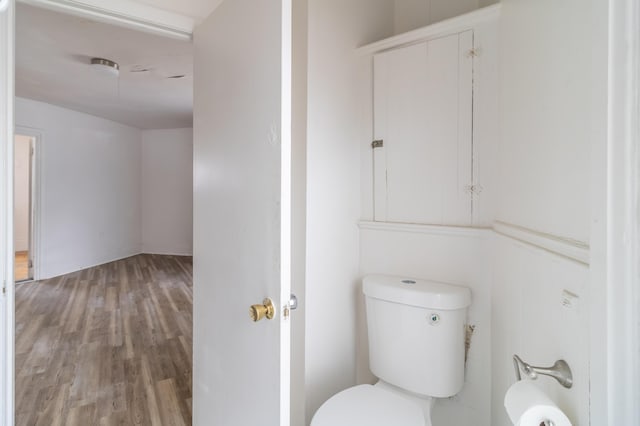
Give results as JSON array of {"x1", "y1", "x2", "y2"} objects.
[
  {"x1": 372, "y1": 139, "x2": 384, "y2": 149},
  {"x1": 467, "y1": 48, "x2": 479, "y2": 58},
  {"x1": 464, "y1": 184, "x2": 484, "y2": 197}
]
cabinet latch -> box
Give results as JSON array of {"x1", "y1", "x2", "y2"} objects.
[{"x1": 371, "y1": 139, "x2": 384, "y2": 149}]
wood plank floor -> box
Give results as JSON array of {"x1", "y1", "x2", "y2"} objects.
[
  {"x1": 15, "y1": 254, "x2": 193, "y2": 426},
  {"x1": 15, "y1": 251, "x2": 29, "y2": 282}
]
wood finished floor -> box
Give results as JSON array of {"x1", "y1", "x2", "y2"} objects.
[
  {"x1": 15, "y1": 251, "x2": 29, "y2": 282},
  {"x1": 15, "y1": 254, "x2": 193, "y2": 426}
]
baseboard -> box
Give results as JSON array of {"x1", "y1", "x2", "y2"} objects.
[{"x1": 141, "y1": 250, "x2": 193, "y2": 257}]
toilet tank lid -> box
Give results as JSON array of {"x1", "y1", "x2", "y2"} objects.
[{"x1": 363, "y1": 274, "x2": 471, "y2": 310}]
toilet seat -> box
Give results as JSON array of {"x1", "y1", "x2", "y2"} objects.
[{"x1": 310, "y1": 384, "x2": 426, "y2": 426}]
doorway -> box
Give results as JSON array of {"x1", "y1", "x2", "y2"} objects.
[{"x1": 13, "y1": 132, "x2": 36, "y2": 282}]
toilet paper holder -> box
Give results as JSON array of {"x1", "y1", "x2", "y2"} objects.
[{"x1": 513, "y1": 354, "x2": 573, "y2": 389}]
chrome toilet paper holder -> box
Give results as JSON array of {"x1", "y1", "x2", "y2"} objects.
[{"x1": 513, "y1": 354, "x2": 573, "y2": 389}]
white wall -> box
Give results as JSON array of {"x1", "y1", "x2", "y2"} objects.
[
  {"x1": 496, "y1": 0, "x2": 593, "y2": 243},
  {"x1": 491, "y1": 236, "x2": 590, "y2": 426},
  {"x1": 141, "y1": 128, "x2": 193, "y2": 255},
  {"x1": 305, "y1": 0, "x2": 394, "y2": 422},
  {"x1": 492, "y1": 0, "x2": 607, "y2": 424},
  {"x1": 15, "y1": 97, "x2": 142, "y2": 279},
  {"x1": 393, "y1": 0, "x2": 498, "y2": 34},
  {"x1": 13, "y1": 135, "x2": 30, "y2": 252}
]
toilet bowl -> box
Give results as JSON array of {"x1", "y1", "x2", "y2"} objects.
[
  {"x1": 310, "y1": 274, "x2": 471, "y2": 426},
  {"x1": 311, "y1": 381, "x2": 435, "y2": 426}
]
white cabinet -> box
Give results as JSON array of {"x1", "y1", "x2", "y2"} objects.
[{"x1": 372, "y1": 30, "x2": 474, "y2": 225}]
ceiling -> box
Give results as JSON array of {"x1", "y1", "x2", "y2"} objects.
[{"x1": 16, "y1": 2, "x2": 194, "y2": 129}]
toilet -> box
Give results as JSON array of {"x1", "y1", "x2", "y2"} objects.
[{"x1": 311, "y1": 274, "x2": 471, "y2": 426}]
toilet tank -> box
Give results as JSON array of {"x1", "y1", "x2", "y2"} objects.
[{"x1": 363, "y1": 274, "x2": 471, "y2": 398}]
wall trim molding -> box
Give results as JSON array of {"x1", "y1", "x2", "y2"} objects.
[
  {"x1": 357, "y1": 3, "x2": 501, "y2": 55},
  {"x1": 493, "y1": 221, "x2": 590, "y2": 265},
  {"x1": 358, "y1": 220, "x2": 492, "y2": 238},
  {"x1": 19, "y1": 0, "x2": 193, "y2": 40},
  {"x1": 359, "y1": 220, "x2": 591, "y2": 264}
]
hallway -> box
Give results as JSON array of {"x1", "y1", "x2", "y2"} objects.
[{"x1": 15, "y1": 254, "x2": 193, "y2": 425}]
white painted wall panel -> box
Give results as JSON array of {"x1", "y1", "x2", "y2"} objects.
[
  {"x1": 393, "y1": 0, "x2": 482, "y2": 34},
  {"x1": 15, "y1": 97, "x2": 141, "y2": 279},
  {"x1": 491, "y1": 236, "x2": 589, "y2": 426},
  {"x1": 497, "y1": 0, "x2": 593, "y2": 243},
  {"x1": 492, "y1": 0, "x2": 607, "y2": 424},
  {"x1": 393, "y1": 0, "x2": 431, "y2": 35},
  {"x1": 141, "y1": 128, "x2": 193, "y2": 255}
]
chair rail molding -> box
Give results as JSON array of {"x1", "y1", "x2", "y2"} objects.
[
  {"x1": 492, "y1": 221, "x2": 590, "y2": 265},
  {"x1": 358, "y1": 221, "x2": 492, "y2": 239}
]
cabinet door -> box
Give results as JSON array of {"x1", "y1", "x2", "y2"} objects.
[{"x1": 373, "y1": 31, "x2": 473, "y2": 225}]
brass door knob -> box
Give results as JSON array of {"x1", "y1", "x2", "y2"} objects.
[{"x1": 249, "y1": 298, "x2": 275, "y2": 322}]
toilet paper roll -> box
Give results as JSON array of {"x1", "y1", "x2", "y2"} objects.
[{"x1": 504, "y1": 380, "x2": 572, "y2": 426}]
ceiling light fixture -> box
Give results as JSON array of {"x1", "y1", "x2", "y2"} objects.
[{"x1": 90, "y1": 57, "x2": 120, "y2": 77}]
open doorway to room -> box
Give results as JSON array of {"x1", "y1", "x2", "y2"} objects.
[
  {"x1": 13, "y1": 2, "x2": 195, "y2": 424},
  {"x1": 13, "y1": 132, "x2": 35, "y2": 282}
]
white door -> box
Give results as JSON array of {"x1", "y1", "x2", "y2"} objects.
[
  {"x1": 0, "y1": 1, "x2": 14, "y2": 425},
  {"x1": 192, "y1": 1, "x2": 292, "y2": 425}
]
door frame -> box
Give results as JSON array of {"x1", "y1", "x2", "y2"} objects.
[
  {"x1": 0, "y1": 1, "x2": 15, "y2": 425},
  {"x1": 14, "y1": 126, "x2": 41, "y2": 281},
  {"x1": 594, "y1": 0, "x2": 640, "y2": 423},
  {"x1": 0, "y1": 2, "x2": 191, "y2": 425},
  {"x1": 588, "y1": 0, "x2": 640, "y2": 424}
]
